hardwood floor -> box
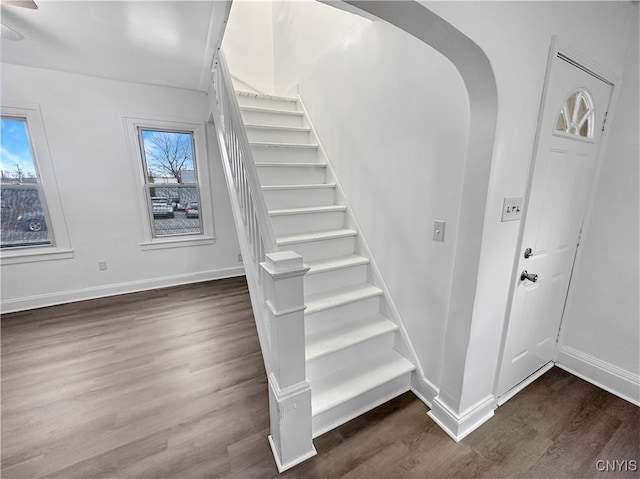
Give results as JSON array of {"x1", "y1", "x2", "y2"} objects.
[{"x1": 2, "y1": 277, "x2": 638, "y2": 478}]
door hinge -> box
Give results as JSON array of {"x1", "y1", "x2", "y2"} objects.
[{"x1": 602, "y1": 111, "x2": 609, "y2": 132}]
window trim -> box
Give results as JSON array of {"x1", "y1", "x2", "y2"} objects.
[
  {"x1": 1, "y1": 104, "x2": 73, "y2": 265},
  {"x1": 124, "y1": 116, "x2": 216, "y2": 249}
]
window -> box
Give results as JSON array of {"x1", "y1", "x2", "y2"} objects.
[
  {"x1": 1, "y1": 105, "x2": 72, "y2": 264},
  {"x1": 1, "y1": 117, "x2": 53, "y2": 248},
  {"x1": 138, "y1": 129, "x2": 202, "y2": 237},
  {"x1": 555, "y1": 89, "x2": 595, "y2": 139},
  {"x1": 125, "y1": 117, "x2": 214, "y2": 249}
]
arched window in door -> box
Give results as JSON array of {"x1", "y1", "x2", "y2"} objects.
[{"x1": 555, "y1": 89, "x2": 595, "y2": 138}]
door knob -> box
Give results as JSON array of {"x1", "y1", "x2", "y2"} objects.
[
  {"x1": 524, "y1": 247, "x2": 533, "y2": 259},
  {"x1": 520, "y1": 270, "x2": 538, "y2": 282}
]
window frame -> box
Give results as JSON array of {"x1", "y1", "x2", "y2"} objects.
[
  {"x1": 124, "y1": 116, "x2": 215, "y2": 250},
  {"x1": 0, "y1": 104, "x2": 73, "y2": 265},
  {"x1": 553, "y1": 87, "x2": 596, "y2": 143}
]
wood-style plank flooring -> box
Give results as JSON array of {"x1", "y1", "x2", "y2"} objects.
[{"x1": 2, "y1": 277, "x2": 638, "y2": 478}]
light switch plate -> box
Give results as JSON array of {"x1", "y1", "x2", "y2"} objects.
[
  {"x1": 433, "y1": 220, "x2": 445, "y2": 242},
  {"x1": 502, "y1": 197, "x2": 523, "y2": 222}
]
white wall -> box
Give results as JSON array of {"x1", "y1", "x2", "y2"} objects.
[
  {"x1": 270, "y1": 0, "x2": 470, "y2": 386},
  {"x1": 1, "y1": 64, "x2": 243, "y2": 312},
  {"x1": 222, "y1": 0, "x2": 276, "y2": 94},
  {"x1": 558, "y1": 10, "x2": 639, "y2": 404}
]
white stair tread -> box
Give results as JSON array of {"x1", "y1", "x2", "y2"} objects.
[
  {"x1": 306, "y1": 314, "x2": 398, "y2": 362},
  {"x1": 250, "y1": 141, "x2": 319, "y2": 149},
  {"x1": 305, "y1": 283, "x2": 382, "y2": 315},
  {"x1": 245, "y1": 123, "x2": 311, "y2": 133},
  {"x1": 262, "y1": 183, "x2": 336, "y2": 191},
  {"x1": 306, "y1": 254, "x2": 369, "y2": 275},
  {"x1": 277, "y1": 229, "x2": 357, "y2": 246},
  {"x1": 310, "y1": 350, "x2": 414, "y2": 416},
  {"x1": 254, "y1": 161, "x2": 326, "y2": 168},
  {"x1": 269, "y1": 205, "x2": 346, "y2": 216},
  {"x1": 240, "y1": 105, "x2": 304, "y2": 117},
  {"x1": 236, "y1": 90, "x2": 298, "y2": 103}
]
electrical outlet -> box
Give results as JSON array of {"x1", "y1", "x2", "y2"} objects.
[
  {"x1": 433, "y1": 220, "x2": 445, "y2": 242},
  {"x1": 98, "y1": 261, "x2": 107, "y2": 271},
  {"x1": 238, "y1": 254, "x2": 243, "y2": 263},
  {"x1": 502, "y1": 197, "x2": 523, "y2": 222}
]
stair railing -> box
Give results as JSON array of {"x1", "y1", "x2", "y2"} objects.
[{"x1": 211, "y1": 50, "x2": 316, "y2": 472}]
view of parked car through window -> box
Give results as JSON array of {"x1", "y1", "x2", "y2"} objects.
[
  {"x1": 0, "y1": 117, "x2": 53, "y2": 248},
  {"x1": 138, "y1": 128, "x2": 202, "y2": 237}
]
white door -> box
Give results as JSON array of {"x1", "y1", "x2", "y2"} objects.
[{"x1": 497, "y1": 52, "x2": 613, "y2": 398}]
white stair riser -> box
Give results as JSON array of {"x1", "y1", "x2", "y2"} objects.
[
  {"x1": 246, "y1": 127, "x2": 311, "y2": 144},
  {"x1": 311, "y1": 372, "x2": 412, "y2": 438},
  {"x1": 251, "y1": 145, "x2": 319, "y2": 164},
  {"x1": 305, "y1": 296, "x2": 381, "y2": 335},
  {"x1": 256, "y1": 166, "x2": 326, "y2": 186},
  {"x1": 264, "y1": 187, "x2": 335, "y2": 210},
  {"x1": 271, "y1": 211, "x2": 345, "y2": 236},
  {"x1": 236, "y1": 95, "x2": 299, "y2": 112},
  {"x1": 306, "y1": 331, "x2": 396, "y2": 382},
  {"x1": 282, "y1": 235, "x2": 355, "y2": 263},
  {"x1": 305, "y1": 264, "x2": 368, "y2": 297},
  {"x1": 241, "y1": 109, "x2": 304, "y2": 127}
]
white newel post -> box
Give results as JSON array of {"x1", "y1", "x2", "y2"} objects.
[{"x1": 261, "y1": 251, "x2": 316, "y2": 472}]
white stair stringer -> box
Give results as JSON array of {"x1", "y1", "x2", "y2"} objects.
[{"x1": 236, "y1": 90, "x2": 417, "y2": 441}]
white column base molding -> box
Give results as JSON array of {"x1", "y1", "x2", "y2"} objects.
[
  {"x1": 556, "y1": 346, "x2": 640, "y2": 406},
  {"x1": 268, "y1": 436, "x2": 317, "y2": 474},
  {"x1": 427, "y1": 395, "x2": 495, "y2": 442},
  {"x1": 411, "y1": 372, "x2": 439, "y2": 408},
  {"x1": 268, "y1": 374, "x2": 316, "y2": 472}
]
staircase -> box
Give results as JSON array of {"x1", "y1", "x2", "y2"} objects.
[{"x1": 236, "y1": 91, "x2": 416, "y2": 438}]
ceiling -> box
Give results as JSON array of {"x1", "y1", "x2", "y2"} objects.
[{"x1": 0, "y1": 1, "x2": 229, "y2": 92}]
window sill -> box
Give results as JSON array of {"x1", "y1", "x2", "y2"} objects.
[
  {"x1": 140, "y1": 235, "x2": 216, "y2": 251},
  {"x1": 1, "y1": 247, "x2": 74, "y2": 265}
]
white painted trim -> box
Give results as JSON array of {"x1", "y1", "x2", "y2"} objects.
[
  {"x1": 139, "y1": 236, "x2": 216, "y2": 251},
  {"x1": 268, "y1": 436, "x2": 317, "y2": 473},
  {"x1": 556, "y1": 347, "x2": 640, "y2": 407},
  {"x1": 295, "y1": 94, "x2": 427, "y2": 384},
  {"x1": 427, "y1": 394, "x2": 495, "y2": 442},
  {"x1": 0, "y1": 267, "x2": 245, "y2": 314},
  {"x1": 411, "y1": 372, "x2": 439, "y2": 408},
  {"x1": 496, "y1": 361, "x2": 554, "y2": 407},
  {"x1": 1, "y1": 247, "x2": 74, "y2": 265}
]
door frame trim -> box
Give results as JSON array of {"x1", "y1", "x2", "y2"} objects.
[{"x1": 493, "y1": 36, "x2": 620, "y2": 403}]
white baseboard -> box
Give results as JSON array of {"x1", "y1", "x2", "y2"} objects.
[
  {"x1": 0, "y1": 267, "x2": 246, "y2": 314},
  {"x1": 556, "y1": 346, "x2": 640, "y2": 406},
  {"x1": 411, "y1": 372, "x2": 438, "y2": 408},
  {"x1": 427, "y1": 394, "x2": 495, "y2": 442},
  {"x1": 497, "y1": 361, "x2": 554, "y2": 407}
]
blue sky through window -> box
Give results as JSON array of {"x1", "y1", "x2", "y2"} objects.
[
  {"x1": 140, "y1": 129, "x2": 194, "y2": 180},
  {"x1": 1, "y1": 118, "x2": 37, "y2": 179}
]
